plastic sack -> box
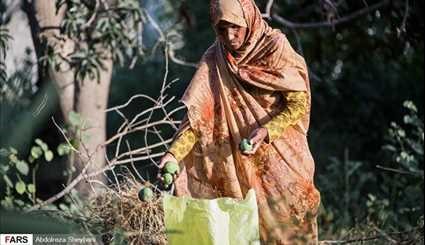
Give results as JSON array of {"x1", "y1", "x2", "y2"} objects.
[{"x1": 163, "y1": 189, "x2": 260, "y2": 245}]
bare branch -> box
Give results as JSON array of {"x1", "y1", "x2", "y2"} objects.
[
  {"x1": 262, "y1": 0, "x2": 275, "y2": 19},
  {"x1": 399, "y1": 0, "x2": 410, "y2": 36},
  {"x1": 272, "y1": 0, "x2": 389, "y2": 29},
  {"x1": 51, "y1": 116, "x2": 80, "y2": 153},
  {"x1": 376, "y1": 165, "x2": 424, "y2": 177}
]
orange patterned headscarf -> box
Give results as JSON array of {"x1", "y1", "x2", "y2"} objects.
[
  {"x1": 209, "y1": 0, "x2": 308, "y2": 92},
  {"x1": 175, "y1": 0, "x2": 320, "y2": 243},
  {"x1": 211, "y1": 0, "x2": 247, "y2": 28}
]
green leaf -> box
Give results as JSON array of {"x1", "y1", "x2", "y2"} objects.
[
  {"x1": 44, "y1": 151, "x2": 54, "y2": 162},
  {"x1": 31, "y1": 146, "x2": 43, "y2": 159},
  {"x1": 8, "y1": 154, "x2": 18, "y2": 164},
  {"x1": 15, "y1": 181, "x2": 26, "y2": 195},
  {"x1": 57, "y1": 145, "x2": 65, "y2": 156},
  {"x1": 3, "y1": 175, "x2": 13, "y2": 187},
  {"x1": 14, "y1": 199, "x2": 26, "y2": 207},
  {"x1": 0, "y1": 164, "x2": 9, "y2": 173},
  {"x1": 9, "y1": 147, "x2": 18, "y2": 155},
  {"x1": 57, "y1": 143, "x2": 71, "y2": 156},
  {"x1": 403, "y1": 100, "x2": 418, "y2": 112},
  {"x1": 382, "y1": 145, "x2": 397, "y2": 152},
  {"x1": 27, "y1": 184, "x2": 36, "y2": 193},
  {"x1": 70, "y1": 139, "x2": 80, "y2": 149},
  {"x1": 16, "y1": 160, "x2": 29, "y2": 175},
  {"x1": 1, "y1": 197, "x2": 13, "y2": 208},
  {"x1": 0, "y1": 148, "x2": 8, "y2": 157},
  {"x1": 59, "y1": 203, "x2": 68, "y2": 211},
  {"x1": 69, "y1": 111, "x2": 82, "y2": 127},
  {"x1": 35, "y1": 138, "x2": 49, "y2": 151}
]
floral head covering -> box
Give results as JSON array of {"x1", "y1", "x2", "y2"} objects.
[{"x1": 211, "y1": 0, "x2": 247, "y2": 28}]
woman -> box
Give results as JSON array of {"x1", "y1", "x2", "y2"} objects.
[{"x1": 158, "y1": 0, "x2": 321, "y2": 243}]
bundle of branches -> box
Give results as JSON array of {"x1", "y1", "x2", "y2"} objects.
[{"x1": 87, "y1": 177, "x2": 167, "y2": 245}]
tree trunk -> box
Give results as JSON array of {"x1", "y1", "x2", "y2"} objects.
[
  {"x1": 73, "y1": 57, "x2": 112, "y2": 197},
  {"x1": 27, "y1": 0, "x2": 112, "y2": 199}
]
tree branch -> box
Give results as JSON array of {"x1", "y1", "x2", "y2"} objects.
[{"x1": 272, "y1": 0, "x2": 389, "y2": 29}]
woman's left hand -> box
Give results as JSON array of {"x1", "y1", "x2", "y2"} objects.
[{"x1": 242, "y1": 127, "x2": 269, "y2": 155}]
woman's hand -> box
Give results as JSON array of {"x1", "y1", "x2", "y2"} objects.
[
  {"x1": 157, "y1": 152, "x2": 179, "y2": 183},
  {"x1": 242, "y1": 127, "x2": 269, "y2": 155}
]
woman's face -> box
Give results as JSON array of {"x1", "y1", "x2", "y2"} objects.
[{"x1": 216, "y1": 20, "x2": 247, "y2": 51}]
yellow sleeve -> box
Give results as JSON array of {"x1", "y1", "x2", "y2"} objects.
[
  {"x1": 263, "y1": 91, "x2": 308, "y2": 143},
  {"x1": 167, "y1": 128, "x2": 198, "y2": 162}
]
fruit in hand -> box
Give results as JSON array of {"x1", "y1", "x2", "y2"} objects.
[
  {"x1": 240, "y1": 138, "x2": 253, "y2": 152},
  {"x1": 163, "y1": 173, "x2": 174, "y2": 187},
  {"x1": 138, "y1": 187, "x2": 154, "y2": 202},
  {"x1": 164, "y1": 161, "x2": 180, "y2": 175}
]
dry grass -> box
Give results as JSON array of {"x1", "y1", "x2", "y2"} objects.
[{"x1": 87, "y1": 178, "x2": 167, "y2": 245}]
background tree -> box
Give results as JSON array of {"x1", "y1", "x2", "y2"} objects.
[{"x1": 1, "y1": 0, "x2": 146, "y2": 197}]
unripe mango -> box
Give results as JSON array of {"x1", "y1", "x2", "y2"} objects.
[
  {"x1": 164, "y1": 161, "x2": 180, "y2": 175},
  {"x1": 138, "y1": 187, "x2": 154, "y2": 202},
  {"x1": 163, "y1": 173, "x2": 174, "y2": 186},
  {"x1": 240, "y1": 139, "x2": 253, "y2": 152}
]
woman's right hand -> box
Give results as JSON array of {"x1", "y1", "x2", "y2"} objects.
[
  {"x1": 158, "y1": 152, "x2": 178, "y2": 169},
  {"x1": 157, "y1": 152, "x2": 179, "y2": 182}
]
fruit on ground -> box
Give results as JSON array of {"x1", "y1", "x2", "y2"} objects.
[{"x1": 138, "y1": 187, "x2": 154, "y2": 202}]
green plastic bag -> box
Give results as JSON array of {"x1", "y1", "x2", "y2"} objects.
[{"x1": 163, "y1": 189, "x2": 260, "y2": 245}]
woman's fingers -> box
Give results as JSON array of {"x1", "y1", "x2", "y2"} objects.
[
  {"x1": 249, "y1": 128, "x2": 266, "y2": 143},
  {"x1": 156, "y1": 174, "x2": 164, "y2": 182},
  {"x1": 242, "y1": 142, "x2": 258, "y2": 155},
  {"x1": 243, "y1": 150, "x2": 254, "y2": 155},
  {"x1": 158, "y1": 152, "x2": 177, "y2": 169},
  {"x1": 157, "y1": 157, "x2": 167, "y2": 182},
  {"x1": 246, "y1": 143, "x2": 260, "y2": 155},
  {"x1": 241, "y1": 127, "x2": 268, "y2": 155},
  {"x1": 243, "y1": 132, "x2": 267, "y2": 155},
  {"x1": 252, "y1": 141, "x2": 261, "y2": 152},
  {"x1": 248, "y1": 130, "x2": 258, "y2": 142},
  {"x1": 158, "y1": 159, "x2": 166, "y2": 169}
]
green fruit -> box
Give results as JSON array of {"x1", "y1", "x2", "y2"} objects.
[
  {"x1": 240, "y1": 139, "x2": 253, "y2": 152},
  {"x1": 138, "y1": 187, "x2": 154, "y2": 202},
  {"x1": 163, "y1": 173, "x2": 174, "y2": 186},
  {"x1": 164, "y1": 161, "x2": 180, "y2": 175}
]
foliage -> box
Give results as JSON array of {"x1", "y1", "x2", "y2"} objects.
[
  {"x1": 0, "y1": 137, "x2": 73, "y2": 210},
  {"x1": 383, "y1": 101, "x2": 424, "y2": 177},
  {"x1": 40, "y1": 0, "x2": 145, "y2": 82},
  {"x1": 318, "y1": 101, "x2": 424, "y2": 239},
  {"x1": 375, "y1": 101, "x2": 424, "y2": 227},
  {"x1": 0, "y1": 49, "x2": 33, "y2": 105}
]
